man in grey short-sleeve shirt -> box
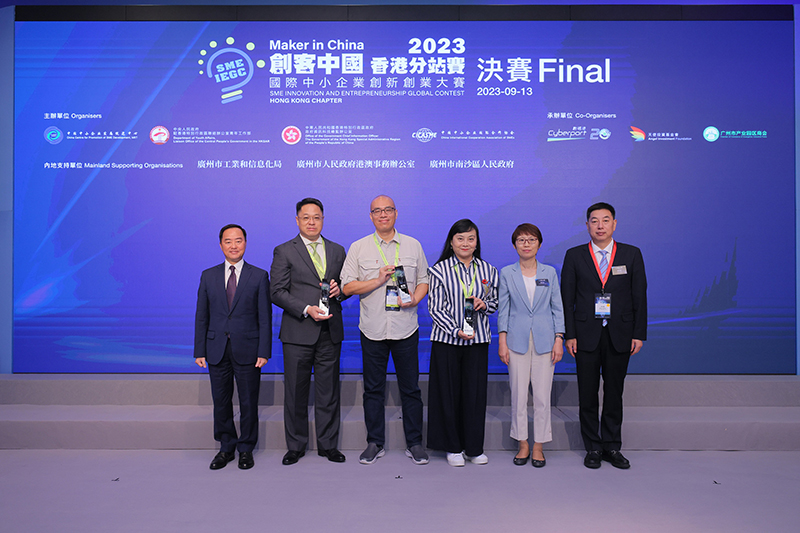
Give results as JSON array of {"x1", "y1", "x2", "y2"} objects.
[{"x1": 341, "y1": 195, "x2": 430, "y2": 465}]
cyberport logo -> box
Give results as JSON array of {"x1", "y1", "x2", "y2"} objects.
[
  {"x1": 413, "y1": 128, "x2": 437, "y2": 143},
  {"x1": 198, "y1": 36, "x2": 267, "y2": 104},
  {"x1": 547, "y1": 127, "x2": 586, "y2": 142},
  {"x1": 630, "y1": 126, "x2": 646, "y2": 142},
  {"x1": 44, "y1": 126, "x2": 64, "y2": 145}
]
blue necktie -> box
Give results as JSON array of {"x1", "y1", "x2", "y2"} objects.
[
  {"x1": 599, "y1": 250, "x2": 608, "y2": 280},
  {"x1": 599, "y1": 251, "x2": 608, "y2": 326}
]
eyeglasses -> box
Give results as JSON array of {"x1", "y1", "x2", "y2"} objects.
[
  {"x1": 515, "y1": 237, "x2": 539, "y2": 245},
  {"x1": 299, "y1": 215, "x2": 323, "y2": 222},
  {"x1": 370, "y1": 207, "x2": 396, "y2": 215}
]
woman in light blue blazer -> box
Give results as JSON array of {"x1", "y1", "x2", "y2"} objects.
[{"x1": 497, "y1": 223, "x2": 565, "y2": 467}]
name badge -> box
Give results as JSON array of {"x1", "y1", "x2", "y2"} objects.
[
  {"x1": 595, "y1": 293, "x2": 611, "y2": 318},
  {"x1": 611, "y1": 265, "x2": 627, "y2": 275},
  {"x1": 536, "y1": 279, "x2": 549, "y2": 287},
  {"x1": 385, "y1": 286, "x2": 400, "y2": 311}
]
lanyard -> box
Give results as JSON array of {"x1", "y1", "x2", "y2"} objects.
[
  {"x1": 589, "y1": 241, "x2": 617, "y2": 290},
  {"x1": 374, "y1": 233, "x2": 400, "y2": 279},
  {"x1": 453, "y1": 260, "x2": 477, "y2": 298}
]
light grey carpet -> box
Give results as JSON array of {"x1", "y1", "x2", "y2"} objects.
[{"x1": 2, "y1": 449, "x2": 798, "y2": 532}]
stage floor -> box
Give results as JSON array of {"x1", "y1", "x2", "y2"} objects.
[{"x1": 2, "y1": 449, "x2": 798, "y2": 532}]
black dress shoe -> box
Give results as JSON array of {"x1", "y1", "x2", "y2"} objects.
[
  {"x1": 209, "y1": 451, "x2": 235, "y2": 470},
  {"x1": 584, "y1": 450, "x2": 602, "y2": 469},
  {"x1": 531, "y1": 453, "x2": 546, "y2": 468},
  {"x1": 282, "y1": 450, "x2": 305, "y2": 465},
  {"x1": 513, "y1": 454, "x2": 529, "y2": 466},
  {"x1": 238, "y1": 451, "x2": 254, "y2": 470},
  {"x1": 602, "y1": 450, "x2": 630, "y2": 469},
  {"x1": 318, "y1": 448, "x2": 346, "y2": 463}
]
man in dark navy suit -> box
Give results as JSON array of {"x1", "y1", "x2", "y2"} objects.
[
  {"x1": 194, "y1": 224, "x2": 271, "y2": 470},
  {"x1": 561, "y1": 202, "x2": 647, "y2": 469}
]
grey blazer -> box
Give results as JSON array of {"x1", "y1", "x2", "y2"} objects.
[{"x1": 270, "y1": 235, "x2": 348, "y2": 345}]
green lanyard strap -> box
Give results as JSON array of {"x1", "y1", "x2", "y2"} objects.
[
  {"x1": 453, "y1": 261, "x2": 476, "y2": 299},
  {"x1": 374, "y1": 233, "x2": 400, "y2": 281}
]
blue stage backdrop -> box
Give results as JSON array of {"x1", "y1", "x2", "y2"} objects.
[{"x1": 13, "y1": 20, "x2": 795, "y2": 374}]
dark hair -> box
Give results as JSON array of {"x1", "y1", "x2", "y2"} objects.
[
  {"x1": 296, "y1": 197, "x2": 324, "y2": 214},
  {"x1": 511, "y1": 223, "x2": 543, "y2": 245},
  {"x1": 436, "y1": 219, "x2": 481, "y2": 264},
  {"x1": 586, "y1": 202, "x2": 615, "y2": 220},
  {"x1": 219, "y1": 224, "x2": 247, "y2": 242}
]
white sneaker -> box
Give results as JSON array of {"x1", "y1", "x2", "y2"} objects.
[
  {"x1": 446, "y1": 452, "x2": 465, "y2": 467},
  {"x1": 464, "y1": 453, "x2": 489, "y2": 465}
]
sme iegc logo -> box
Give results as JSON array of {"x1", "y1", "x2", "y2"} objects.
[
  {"x1": 198, "y1": 36, "x2": 267, "y2": 104},
  {"x1": 630, "y1": 126, "x2": 646, "y2": 142}
]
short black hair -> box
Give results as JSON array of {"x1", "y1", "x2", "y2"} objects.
[
  {"x1": 219, "y1": 224, "x2": 247, "y2": 242},
  {"x1": 586, "y1": 202, "x2": 616, "y2": 220},
  {"x1": 296, "y1": 197, "x2": 324, "y2": 214}
]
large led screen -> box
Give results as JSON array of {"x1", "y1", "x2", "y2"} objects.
[{"x1": 14, "y1": 20, "x2": 795, "y2": 373}]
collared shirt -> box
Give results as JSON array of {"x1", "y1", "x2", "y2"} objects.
[
  {"x1": 341, "y1": 230, "x2": 429, "y2": 341},
  {"x1": 224, "y1": 259, "x2": 243, "y2": 288},
  {"x1": 591, "y1": 239, "x2": 615, "y2": 270},
  {"x1": 591, "y1": 239, "x2": 615, "y2": 327},
  {"x1": 428, "y1": 255, "x2": 498, "y2": 345},
  {"x1": 300, "y1": 234, "x2": 326, "y2": 269}
]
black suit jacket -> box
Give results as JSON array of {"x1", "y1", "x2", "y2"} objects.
[
  {"x1": 270, "y1": 235, "x2": 347, "y2": 345},
  {"x1": 561, "y1": 241, "x2": 647, "y2": 353},
  {"x1": 194, "y1": 261, "x2": 272, "y2": 365}
]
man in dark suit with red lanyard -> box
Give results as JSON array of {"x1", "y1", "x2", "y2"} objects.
[
  {"x1": 271, "y1": 198, "x2": 348, "y2": 465},
  {"x1": 194, "y1": 224, "x2": 271, "y2": 470},
  {"x1": 561, "y1": 202, "x2": 647, "y2": 469}
]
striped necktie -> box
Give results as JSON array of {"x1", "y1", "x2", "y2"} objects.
[
  {"x1": 599, "y1": 251, "x2": 608, "y2": 326},
  {"x1": 309, "y1": 242, "x2": 325, "y2": 280},
  {"x1": 599, "y1": 250, "x2": 608, "y2": 280}
]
